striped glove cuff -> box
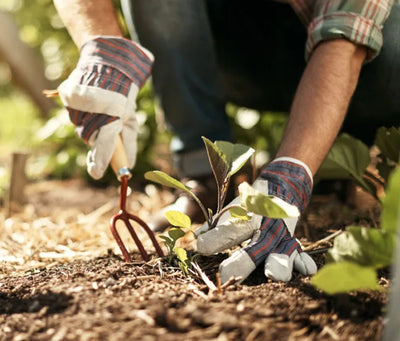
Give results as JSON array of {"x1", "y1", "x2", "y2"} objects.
[
  {"x1": 64, "y1": 37, "x2": 153, "y2": 144},
  {"x1": 78, "y1": 36, "x2": 153, "y2": 88},
  {"x1": 259, "y1": 157, "x2": 313, "y2": 213}
]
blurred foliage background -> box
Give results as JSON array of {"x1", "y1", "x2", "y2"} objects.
[{"x1": 0, "y1": 0, "x2": 287, "y2": 199}]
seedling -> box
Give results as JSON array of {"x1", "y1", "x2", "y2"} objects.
[
  {"x1": 145, "y1": 137, "x2": 294, "y2": 229},
  {"x1": 158, "y1": 211, "x2": 194, "y2": 275},
  {"x1": 145, "y1": 137, "x2": 297, "y2": 271}
]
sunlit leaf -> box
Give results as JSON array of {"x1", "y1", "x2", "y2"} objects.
[
  {"x1": 238, "y1": 182, "x2": 299, "y2": 218},
  {"x1": 318, "y1": 134, "x2": 372, "y2": 193},
  {"x1": 174, "y1": 246, "x2": 189, "y2": 275},
  {"x1": 374, "y1": 127, "x2": 400, "y2": 163},
  {"x1": 173, "y1": 246, "x2": 188, "y2": 263},
  {"x1": 168, "y1": 228, "x2": 185, "y2": 242},
  {"x1": 215, "y1": 140, "x2": 255, "y2": 176},
  {"x1": 228, "y1": 206, "x2": 250, "y2": 220},
  {"x1": 381, "y1": 166, "x2": 400, "y2": 234},
  {"x1": 145, "y1": 171, "x2": 190, "y2": 192},
  {"x1": 327, "y1": 226, "x2": 394, "y2": 268},
  {"x1": 311, "y1": 262, "x2": 381, "y2": 294},
  {"x1": 165, "y1": 211, "x2": 191, "y2": 229}
]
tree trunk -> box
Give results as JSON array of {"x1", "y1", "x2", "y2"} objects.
[{"x1": 0, "y1": 11, "x2": 55, "y2": 118}]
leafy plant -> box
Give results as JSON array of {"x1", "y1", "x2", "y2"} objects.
[
  {"x1": 145, "y1": 137, "x2": 297, "y2": 230},
  {"x1": 158, "y1": 210, "x2": 195, "y2": 275},
  {"x1": 318, "y1": 133, "x2": 373, "y2": 191},
  {"x1": 311, "y1": 161, "x2": 400, "y2": 294},
  {"x1": 145, "y1": 138, "x2": 299, "y2": 271},
  {"x1": 318, "y1": 129, "x2": 400, "y2": 201}
]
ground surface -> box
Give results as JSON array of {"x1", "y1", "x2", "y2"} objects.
[{"x1": 0, "y1": 179, "x2": 388, "y2": 340}]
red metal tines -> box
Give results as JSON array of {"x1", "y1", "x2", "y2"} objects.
[{"x1": 110, "y1": 175, "x2": 165, "y2": 262}]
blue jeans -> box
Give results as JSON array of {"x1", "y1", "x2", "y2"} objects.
[{"x1": 121, "y1": 0, "x2": 400, "y2": 177}]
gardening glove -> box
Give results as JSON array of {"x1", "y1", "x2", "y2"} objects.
[
  {"x1": 57, "y1": 36, "x2": 153, "y2": 179},
  {"x1": 196, "y1": 157, "x2": 317, "y2": 283}
]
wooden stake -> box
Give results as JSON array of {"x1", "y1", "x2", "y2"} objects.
[{"x1": 7, "y1": 152, "x2": 29, "y2": 216}]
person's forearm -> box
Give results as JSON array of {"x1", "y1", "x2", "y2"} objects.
[
  {"x1": 276, "y1": 39, "x2": 367, "y2": 175},
  {"x1": 53, "y1": 0, "x2": 123, "y2": 48}
]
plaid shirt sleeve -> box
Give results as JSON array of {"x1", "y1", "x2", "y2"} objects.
[{"x1": 288, "y1": 0, "x2": 395, "y2": 62}]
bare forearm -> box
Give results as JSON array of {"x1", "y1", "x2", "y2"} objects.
[
  {"x1": 276, "y1": 39, "x2": 367, "y2": 175},
  {"x1": 53, "y1": 0, "x2": 122, "y2": 48}
]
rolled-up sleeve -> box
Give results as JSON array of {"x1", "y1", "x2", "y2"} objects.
[{"x1": 290, "y1": 0, "x2": 394, "y2": 62}]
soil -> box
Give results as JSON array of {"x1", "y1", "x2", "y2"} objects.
[{"x1": 0, "y1": 179, "x2": 389, "y2": 341}]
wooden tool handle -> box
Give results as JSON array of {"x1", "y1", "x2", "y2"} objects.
[
  {"x1": 111, "y1": 135, "x2": 132, "y2": 180},
  {"x1": 43, "y1": 89, "x2": 59, "y2": 98}
]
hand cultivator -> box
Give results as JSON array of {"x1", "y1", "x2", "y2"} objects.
[
  {"x1": 43, "y1": 90, "x2": 164, "y2": 262},
  {"x1": 110, "y1": 136, "x2": 164, "y2": 262}
]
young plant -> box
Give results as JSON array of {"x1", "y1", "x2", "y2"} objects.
[
  {"x1": 311, "y1": 138, "x2": 400, "y2": 294},
  {"x1": 145, "y1": 137, "x2": 295, "y2": 230},
  {"x1": 311, "y1": 128, "x2": 400, "y2": 294},
  {"x1": 145, "y1": 138, "x2": 298, "y2": 270},
  {"x1": 311, "y1": 164, "x2": 400, "y2": 294},
  {"x1": 158, "y1": 210, "x2": 195, "y2": 275}
]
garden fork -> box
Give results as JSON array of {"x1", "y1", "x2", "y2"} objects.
[
  {"x1": 42, "y1": 90, "x2": 164, "y2": 262},
  {"x1": 110, "y1": 136, "x2": 164, "y2": 262}
]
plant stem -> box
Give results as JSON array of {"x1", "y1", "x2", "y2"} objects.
[
  {"x1": 211, "y1": 204, "x2": 244, "y2": 228},
  {"x1": 218, "y1": 177, "x2": 231, "y2": 214},
  {"x1": 189, "y1": 191, "x2": 212, "y2": 227}
]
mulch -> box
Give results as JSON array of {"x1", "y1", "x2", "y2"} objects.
[{"x1": 0, "y1": 179, "x2": 389, "y2": 340}]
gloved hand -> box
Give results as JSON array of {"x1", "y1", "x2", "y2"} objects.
[
  {"x1": 196, "y1": 157, "x2": 318, "y2": 283},
  {"x1": 57, "y1": 36, "x2": 153, "y2": 179}
]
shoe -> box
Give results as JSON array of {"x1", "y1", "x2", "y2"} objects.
[{"x1": 148, "y1": 175, "x2": 220, "y2": 232}]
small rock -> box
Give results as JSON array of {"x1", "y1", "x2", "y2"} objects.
[
  {"x1": 105, "y1": 277, "x2": 116, "y2": 287},
  {"x1": 236, "y1": 303, "x2": 245, "y2": 313}
]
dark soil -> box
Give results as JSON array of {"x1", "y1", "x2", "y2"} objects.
[{"x1": 0, "y1": 180, "x2": 389, "y2": 341}]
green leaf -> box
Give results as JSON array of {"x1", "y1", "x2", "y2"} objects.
[
  {"x1": 145, "y1": 171, "x2": 190, "y2": 192},
  {"x1": 318, "y1": 133, "x2": 371, "y2": 191},
  {"x1": 159, "y1": 235, "x2": 173, "y2": 252},
  {"x1": 173, "y1": 246, "x2": 188, "y2": 263},
  {"x1": 159, "y1": 235, "x2": 172, "y2": 242},
  {"x1": 168, "y1": 228, "x2": 185, "y2": 243},
  {"x1": 174, "y1": 246, "x2": 189, "y2": 275},
  {"x1": 228, "y1": 206, "x2": 250, "y2": 220},
  {"x1": 374, "y1": 127, "x2": 400, "y2": 163},
  {"x1": 381, "y1": 165, "x2": 400, "y2": 234},
  {"x1": 202, "y1": 137, "x2": 229, "y2": 195},
  {"x1": 311, "y1": 262, "x2": 381, "y2": 294},
  {"x1": 214, "y1": 140, "x2": 255, "y2": 176},
  {"x1": 327, "y1": 226, "x2": 395, "y2": 268},
  {"x1": 238, "y1": 182, "x2": 299, "y2": 218},
  {"x1": 165, "y1": 210, "x2": 191, "y2": 229}
]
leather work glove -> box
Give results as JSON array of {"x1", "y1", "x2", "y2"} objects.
[
  {"x1": 57, "y1": 36, "x2": 153, "y2": 179},
  {"x1": 196, "y1": 158, "x2": 318, "y2": 283}
]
